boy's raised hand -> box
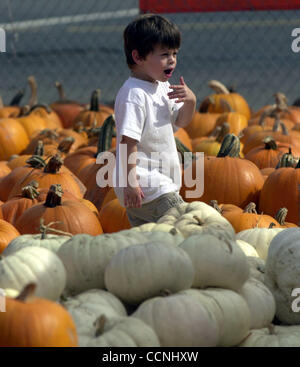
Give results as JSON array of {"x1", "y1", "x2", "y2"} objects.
[
  {"x1": 168, "y1": 76, "x2": 196, "y2": 104},
  {"x1": 124, "y1": 185, "x2": 145, "y2": 208}
]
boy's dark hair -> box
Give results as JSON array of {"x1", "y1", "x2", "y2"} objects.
[{"x1": 124, "y1": 14, "x2": 181, "y2": 69}]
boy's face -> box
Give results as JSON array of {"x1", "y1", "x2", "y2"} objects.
[{"x1": 132, "y1": 44, "x2": 178, "y2": 83}]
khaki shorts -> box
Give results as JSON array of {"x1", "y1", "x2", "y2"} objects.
[{"x1": 126, "y1": 191, "x2": 185, "y2": 227}]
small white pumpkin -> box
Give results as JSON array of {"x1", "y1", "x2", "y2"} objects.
[
  {"x1": 61, "y1": 289, "x2": 127, "y2": 339},
  {"x1": 104, "y1": 241, "x2": 195, "y2": 305},
  {"x1": 265, "y1": 228, "x2": 300, "y2": 324},
  {"x1": 132, "y1": 293, "x2": 220, "y2": 347},
  {"x1": 238, "y1": 324, "x2": 300, "y2": 347},
  {"x1": 0, "y1": 246, "x2": 66, "y2": 301},
  {"x1": 81, "y1": 315, "x2": 160, "y2": 347},
  {"x1": 236, "y1": 227, "x2": 285, "y2": 260},
  {"x1": 239, "y1": 277, "x2": 276, "y2": 329},
  {"x1": 179, "y1": 234, "x2": 249, "y2": 290},
  {"x1": 157, "y1": 201, "x2": 236, "y2": 240}
]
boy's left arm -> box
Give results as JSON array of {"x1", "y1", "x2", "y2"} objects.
[{"x1": 168, "y1": 76, "x2": 196, "y2": 129}]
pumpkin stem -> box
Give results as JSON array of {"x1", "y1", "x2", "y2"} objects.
[
  {"x1": 263, "y1": 136, "x2": 277, "y2": 150},
  {"x1": 34, "y1": 140, "x2": 45, "y2": 156},
  {"x1": 296, "y1": 159, "x2": 300, "y2": 169},
  {"x1": 94, "y1": 315, "x2": 107, "y2": 337},
  {"x1": 26, "y1": 155, "x2": 47, "y2": 169},
  {"x1": 219, "y1": 98, "x2": 234, "y2": 112},
  {"x1": 96, "y1": 114, "x2": 116, "y2": 157},
  {"x1": 39, "y1": 218, "x2": 72, "y2": 239},
  {"x1": 276, "y1": 149, "x2": 295, "y2": 168},
  {"x1": 198, "y1": 96, "x2": 215, "y2": 113},
  {"x1": 44, "y1": 184, "x2": 63, "y2": 208},
  {"x1": 268, "y1": 222, "x2": 277, "y2": 229},
  {"x1": 73, "y1": 121, "x2": 85, "y2": 133},
  {"x1": 0, "y1": 96, "x2": 3, "y2": 108},
  {"x1": 208, "y1": 80, "x2": 230, "y2": 94},
  {"x1": 267, "y1": 324, "x2": 276, "y2": 335},
  {"x1": 217, "y1": 134, "x2": 241, "y2": 158},
  {"x1": 9, "y1": 89, "x2": 25, "y2": 106},
  {"x1": 16, "y1": 283, "x2": 37, "y2": 302},
  {"x1": 274, "y1": 92, "x2": 288, "y2": 112},
  {"x1": 159, "y1": 289, "x2": 173, "y2": 297},
  {"x1": 57, "y1": 137, "x2": 75, "y2": 154},
  {"x1": 55, "y1": 81, "x2": 67, "y2": 101},
  {"x1": 27, "y1": 75, "x2": 38, "y2": 108},
  {"x1": 169, "y1": 228, "x2": 179, "y2": 236},
  {"x1": 21, "y1": 181, "x2": 40, "y2": 200},
  {"x1": 193, "y1": 215, "x2": 204, "y2": 226},
  {"x1": 243, "y1": 202, "x2": 257, "y2": 214},
  {"x1": 44, "y1": 154, "x2": 64, "y2": 173},
  {"x1": 90, "y1": 90, "x2": 100, "y2": 112},
  {"x1": 275, "y1": 208, "x2": 288, "y2": 225},
  {"x1": 175, "y1": 137, "x2": 194, "y2": 167},
  {"x1": 209, "y1": 200, "x2": 222, "y2": 214}
]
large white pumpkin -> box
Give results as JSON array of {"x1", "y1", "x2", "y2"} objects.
[
  {"x1": 57, "y1": 230, "x2": 181, "y2": 296},
  {"x1": 179, "y1": 234, "x2": 249, "y2": 290},
  {"x1": 180, "y1": 288, "x2": 251, "y2": 347},
  {"x1": 0, "y1": 246, "x2": 66, "y2": 300},
  {"x1": 3, "y1": 233, "x2": 71, "y2": 255},
  {"x1": 132, "y1": 293, "x2": 220, "y2": 347},
  {"x1": 104, "y1": 241, "x2": 195, "y2": 305}
]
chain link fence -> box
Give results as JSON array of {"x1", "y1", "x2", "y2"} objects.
[{"x1": 1, "y1": 0, "x2": 300, "y2": 112}]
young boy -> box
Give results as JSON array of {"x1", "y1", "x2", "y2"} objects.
[{"x1": 112, "y1": 13, "x2": 196, "y2": 226}]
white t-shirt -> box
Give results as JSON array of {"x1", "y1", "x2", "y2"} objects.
[{"x1": 112, "y1": 76, "x2": 183, "y2": 207}]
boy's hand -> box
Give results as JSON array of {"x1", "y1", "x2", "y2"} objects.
[
  {"x1": 124, "y1": 186, "x2": 145, "y2": 208},
  {"x1": 168, "y1": 76, "x2": 196, "y2": 104}
]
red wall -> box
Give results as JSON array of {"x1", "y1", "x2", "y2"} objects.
[{"x1": 139, "y1": 0, "x2": 300, "y2": 13}]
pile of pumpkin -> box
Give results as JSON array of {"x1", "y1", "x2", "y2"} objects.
[{"x1": 0, "y1": 77, "x2": 300, "y2": 347}]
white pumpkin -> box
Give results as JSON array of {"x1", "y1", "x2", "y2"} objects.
[
  {"x1": 3, "y1": 233, "x2": 71, "y2": 255},
  {"x1": 104, "y1": 241, "x2": 195, "y2": 305},
  {"x1": 239, "y1": 277, "x2": 276, "y2": 329},
  {"x1": 238, "y1": 324, "x2": 300, "y2": 347},
  {"x1": 132, "y1": 293, "x2": 220, "y2": 347},
  {"x1": 180, "y1": 288, "x2": 251, "y2": 347},
  {"x1": 236, "y1": 239, "x2": 259, "y2": 257},
  {"x1": 157, "y1": 201, "x2": 236, "y2": 240},
  {"x1": 265, "y1": 228, "x2": 300, "y2": 324},
  {"x1": 0, "y1": 246, "x2": 66, "y2": 301},
  {"x1": 179, "y1": 234, "x2": 249, "y2": 290},
  {"x1": 247, "y1": 256, "x2": 266, "y2": 283},
  {"x1": 81, "y1": 315, "x2": 160, "y2": 347},
  {"x1": 57, "y1": 230, "x2": 185, "y2": 296},
  {"x1": 236, "y1": 227, "x2": 285, "y2": 260},
  {"x1": 61, "y1": 289, "x2": 127, "y2": 340}
]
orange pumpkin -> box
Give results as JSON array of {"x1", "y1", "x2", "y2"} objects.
[
  {"x1": 0, "y1": 284, "x2": 78, "y2": 347},
  {"x1": 15, "y1": 184, "x2": 103, "y2": 236},
  {"x1": 99, "y1": 198, "x2": 131, "y2": 233},
  {"x1": 0, "y1": 219, "x2": 20, "y2": 254}
]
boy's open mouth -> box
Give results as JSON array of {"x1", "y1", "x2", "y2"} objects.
[{"x1": 164, "y1": 68, "x2": 173, "y2": 77}]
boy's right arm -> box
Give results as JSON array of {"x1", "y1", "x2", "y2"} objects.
[{"x1": 120, "y1": 135, "x2": 145, "y2": 208}]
